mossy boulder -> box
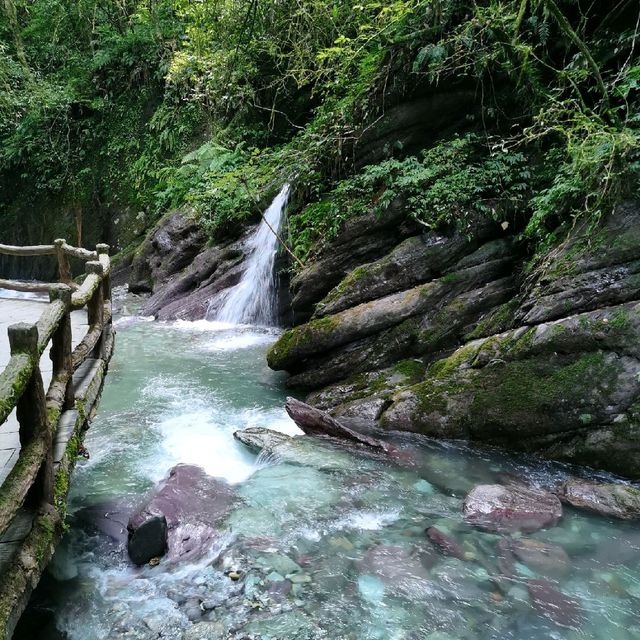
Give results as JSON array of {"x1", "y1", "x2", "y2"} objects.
[
  {"x1": 381, "y1": 302, "x2": 640, "y2": 478},
  {"x1": 268, "y1": 284, "x2": 440, "y2": 370}
]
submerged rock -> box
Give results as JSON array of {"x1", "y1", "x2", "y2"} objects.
[
  {"x1": 425, "y1": 527, "x2": 469, "y2": 561},
  {"x1": 560, "y1": 479, "x2": 640, "y2": 520},
  {"x1": 527, "y1": 579, "x2": 583, "y2": 628},
  {"x1": 128, "y1": 464, "x2": 235, "y2": 564},
  {"x1": 358, "y1": 543, "x2": 444, "y2": 601},
  {"x1": 463, "y1": 484, "x2": 562, "y2": 533},
  {"x1": 509, "y1": 538, "x2": 570, "y2": 578}
]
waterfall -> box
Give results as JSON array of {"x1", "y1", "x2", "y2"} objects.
[{"x1": 211, "y1": 184, "x2": 289, "y2": 326}]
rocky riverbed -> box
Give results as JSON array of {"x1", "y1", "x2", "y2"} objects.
[{"x1": 15, "y1": 315, "x2": 640, "y2": 640}]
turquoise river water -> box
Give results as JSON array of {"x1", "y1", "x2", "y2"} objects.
[{"x1": 14, "y1": 305, "x2": 640, "y2": 640}]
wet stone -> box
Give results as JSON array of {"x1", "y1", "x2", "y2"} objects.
[
  {"x1": 425, "y1": 526, "x2": 469, "y2": 560},
  {"x1": 127, "y1": 515, "x2": 167, "y2": 566},
  {"x1": 463, "y1": 484, "x2": 563, "y2": 533},
  {"x1": 561, "y1": 479, "x2": 640, "y2": 520},
  {"x1": 181, "y1": 621, "x2": 226, "y2": 640}
]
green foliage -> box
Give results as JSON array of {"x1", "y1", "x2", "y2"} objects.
[
  {"x1": 0, "y1": 0, "x2": 638, "y2": 266},
  {"x1": 289, "y1": 134, "x2": 531, "y2": 262},
  {"x1": 0, "y1": 0, "x2": 199, "y2": 244}
]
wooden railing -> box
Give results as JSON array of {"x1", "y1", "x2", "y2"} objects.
[{"x1": 0, "y1": 240, "x2": 112, "y2": 537}]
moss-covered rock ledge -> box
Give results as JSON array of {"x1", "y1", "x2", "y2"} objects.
[
  {"x1": 380, "y1": 302, "x2": 640, "y2": 478},
  {"x1": 268, "y1": 203, "x2": 640, "y2": 479}
]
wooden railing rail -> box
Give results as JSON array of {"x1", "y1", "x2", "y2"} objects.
[
  {"x1": 0, "y1": 238, "x2": 99, "y2": 293},
  {"x1": 0, "y1": 241, "x2": 112, "y2": 539}
]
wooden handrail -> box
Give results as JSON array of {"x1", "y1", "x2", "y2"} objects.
[
  {"x1": 60, "y1": 242, "x2": 98, "y2": 262},
  {"x1": 0, "y1": 244, "x2": 55, "y2": 257},
  {"x1": 0, "y1": 352, "x2": 34, "y2": 427},
  {"x1": 0, "y1": 239, "x2": 102, "y2": 298},
  {"x1": 0, "y1": 279, "x2": 52, "y2": 293},
  {"x1": 0, "y1": 242, "x2": 112, "y2": 540}
]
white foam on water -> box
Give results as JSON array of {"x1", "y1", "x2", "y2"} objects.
[
  {"x1": 203, "y1": 332, "x2": 276, "y2": 351},
  {"x1": 172, "y1": 319, "x2": 240, "y2": 332},
  {"x1": 137, "y1": 373, "x2": 299, "y2": 485},
  {"x1": 337, "y1": 510, "x2": 401, "y2": 531},
  {"x1": 147, "y1": 408, "x2": 258, "y2": 484},
  {"x1": 113, "y1": 315, "x2": 155, "y2": 329},
  {"x1": 239, "y1": 406, "x2": 302, "y2": 436}
]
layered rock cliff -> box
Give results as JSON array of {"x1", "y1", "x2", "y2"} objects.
[{"x1": 268, "y1": 202, "x2": 640, "y2": 479}]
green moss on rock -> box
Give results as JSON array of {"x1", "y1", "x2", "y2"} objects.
[
  {"x1": 267, "y1": 315, "x2": 339, "y2": 369},
  {"x1": 393, "y1": 358, "x2": 426, "y2": 382},
  {"x1": 465, "y1": 298, "x2": 520, "y2": 340}
]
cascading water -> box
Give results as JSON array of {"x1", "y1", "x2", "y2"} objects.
[{"x1": 209, "y1": 184, "x2": 290, "y2": 326}]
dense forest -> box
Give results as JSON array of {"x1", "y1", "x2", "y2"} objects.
[
  {"x1": 1, "y1": 0, "x2": 638, "y2": 265},
  {"x1": 3, "y1": 3, "x2": 640, "y2": 639}
]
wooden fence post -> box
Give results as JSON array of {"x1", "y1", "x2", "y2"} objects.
[
  {"x1": 85, "y1": 261, "x2": 104, "y2": 328},
  {"x1": 96, "y1": 244, "x2": 111, "y2": 305},
  {"x1": 49, "y1": 284, "x2": 74, "y2": 409},
  {"x1": 54, "y1": 238, "x2": 72, "y2": 286},
  {"x1": 8, "y1": 323, "x2": 53, "y2": 504}
]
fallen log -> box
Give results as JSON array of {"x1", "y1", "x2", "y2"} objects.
[{"x1": 285, "y1": 397, "x2": 394, "y2": 454}]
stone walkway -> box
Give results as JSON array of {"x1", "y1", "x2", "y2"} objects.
[{"x1": 0, "y1": 291, "x2": 88, "y2": 484}]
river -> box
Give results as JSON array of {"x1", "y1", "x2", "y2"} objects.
[{"x1": 13, "y1": 303, "x2": 640, "y2": 640}]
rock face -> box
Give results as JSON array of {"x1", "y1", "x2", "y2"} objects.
[
  {"x1": 268, "y1": 201, "x2": 640, "y2": 478},
  {"x1": 462, "y1": 484, "x2": 563, "y2": 533},
  {"x1": 560, "y1": 479, "x2": 640, "y2": 520},
  {"x1": 119, "y1": 210, "x2": 291, "y2": 321},
  {"x1": 127, "y1": 464, "x2": 235, "y2": 564}
]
